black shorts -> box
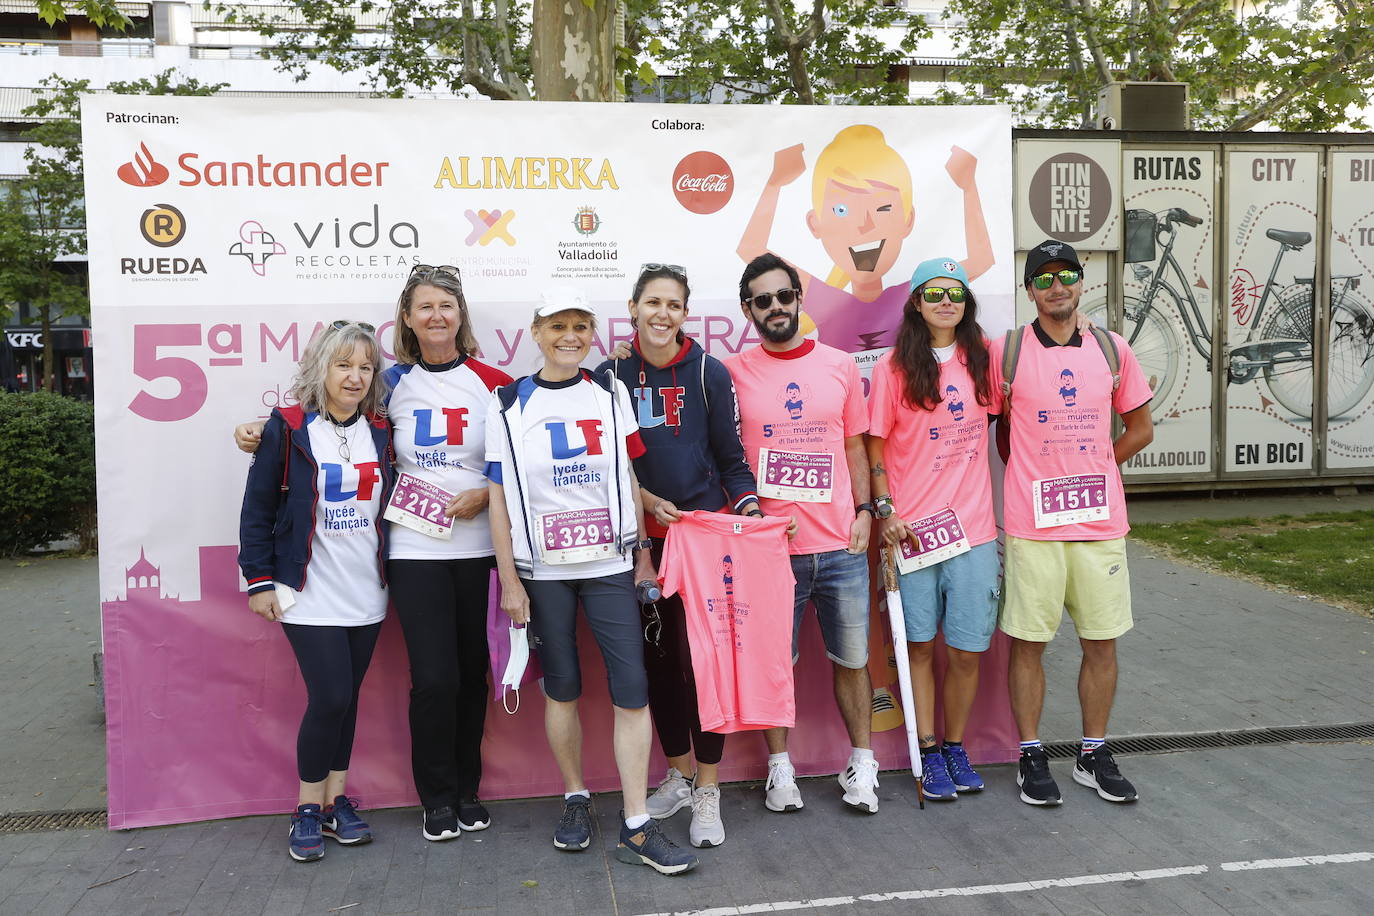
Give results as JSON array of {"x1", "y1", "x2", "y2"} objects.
[{"x1": 522, "y1": 569, "x2": 648, "y2": 708}]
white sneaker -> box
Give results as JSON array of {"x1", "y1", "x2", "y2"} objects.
[
  {"x1": 689, "y1": 784, "x2": 725, "y2": 848},
  {"x1": 646, "y1": 767, "x2": 692, "y2": 819},
  {"x1": 838, "y1": 756, "x2": 880, "y2": 814},
  {"x1": 764, "y1": 758, "x2": 804, "y2": 812}
]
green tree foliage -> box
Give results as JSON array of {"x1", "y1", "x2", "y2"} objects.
[
  {"x1": 0, "y1": 391, "x2": 97, "y2": 555},
  {"x1": 0, "y1": 73, "x2": 224, "y2": 391},
  {"x1": 35, "y1": 0, "x2": 132, "y2": 30},
  {"x1": 937, "y1": 0, "x2": 1374, "y2": 131}
]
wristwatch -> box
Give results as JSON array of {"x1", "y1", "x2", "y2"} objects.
[
  {"x1": 855, "y1": 502, "x2": 876, "y2": 518},
  {"x1": 874, "y1": 495, "x2": 895, "y2": 519},
  {"x1": 634, "y1": 538, "x2": 653, "y2": 551}
]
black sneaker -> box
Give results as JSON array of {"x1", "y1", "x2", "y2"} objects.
[
  {"x1": 553, "y1": 795, "x2": 593, "y2": 851},
  {"x1": 422, "y1": 806, "x2": 461, "y2": 842},
  {"x1": 615, "y1": 817, "x2": 699, "y2": 875},
  {"x1": 1017, "y1": 747, "x2": 1063, "y2": 806},
  {"x1": 458, "y1": 795, "x2": 491, "y2": 832},
  {"x1": 1073, "y1": 746, "x2": 1138, "y2": 802}
]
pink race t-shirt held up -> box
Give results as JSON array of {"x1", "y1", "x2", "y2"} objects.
[
  {"x1": 725, "y1": 339, "x2": 869, "y2": 555},
  {"x1": 868, "y1": 347, "x2": 1001, "y2": 547},
  {"x1": 659, "y1": 511, "x2": 796, "y2": 733},
  {"x1": 990, "y1": 324, "x2": 1153, "y2": 541}
]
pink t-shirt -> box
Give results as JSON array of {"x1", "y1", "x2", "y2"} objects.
[
  {"x1": 990, "y1": 324, "x2": 1153, "y2": 541},
  {"x1": 659, "y1": 511, "x2": 796, "y2": 733},
  {"x1": 868, "y1": 347, "x2": 1001, "y2": 547},
  {"x1": 724, "y1": 339, "x2": 869, "y2": 555}
]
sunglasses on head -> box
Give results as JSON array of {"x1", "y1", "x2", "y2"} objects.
[
  {"x1": 639, "y1": 262, "x2": 687, "y2": 279},
  {"x1": 330, "y1": 320, "x2": 377, "y2": 332},
  {"x1": 919, "y1": 286, "x2": 967, "y2": 304},
  {"x1": 746, "y1": 288, "x2": 800, "y2": 310},
  {"x1": 1030, "y1": 269, "x2": 1082, "y2": 290},
  {"x1": 410, "y1": 264, "x2": 462, "y2": 283}
]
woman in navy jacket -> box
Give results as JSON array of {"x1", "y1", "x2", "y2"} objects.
[
  {"x1": 239, "y1": 320, "x2": 394, "y2": 863},
  {"x1": 596, "y1": 264, "x2": 765, "y2": 849}
]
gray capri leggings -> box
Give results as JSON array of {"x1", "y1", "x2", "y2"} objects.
[{"x1": 522, "y1": 569, "x2": 648, "y2": 708}]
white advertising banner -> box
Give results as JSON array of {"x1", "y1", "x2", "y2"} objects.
[
  {"x1": 1223, "y1": 149, "x2": 1319, "y2": 474},
  {"x1": 1325, "y1": 151, "x2": 1374, "y2": 470},
  {"x1": 1014, "y1": 138, "x2": 1121, "y2": 251},
  {"x1": 1118, "y1": 148, "x2": 1217, "y2": 477},
  {"x1": 82, "y1": 97, "x2": 1015, "y2": 827}
]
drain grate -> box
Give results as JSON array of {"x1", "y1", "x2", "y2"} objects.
[
  {"x1": 1042, "y1": 721, "x2": 1374, "y2": 760},
  {"x1": 0, "y1": 809, "x2": 107, "y2": 834}
]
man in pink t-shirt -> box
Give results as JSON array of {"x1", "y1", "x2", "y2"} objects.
[
  {"x1": 724, "y1": 254, "x2": 879, "y2": 815},
  {"x1": 990, "y1": 239, "x2": 1154, "y2": 809}
]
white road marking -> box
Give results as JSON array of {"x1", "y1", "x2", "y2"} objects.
[{"x1": 633, "y1": 852, "x2": 1374, "y2": 916}]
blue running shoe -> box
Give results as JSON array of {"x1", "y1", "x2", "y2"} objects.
[
  {"x1": 553, "y1": 795, "x2": 593, "y2": 851},
  {"x1": 920, "y1": 749, "x2": 959, "y2": 801},
  {"x1": 322, "y1": 795, "x2": 373, "y2": 845},
  {"x1": 288, "y1": 804, "x2": 325, "y2": 862},
  {"x1": 615, "y1": 817, "x2": 699, "y2": 875},
  {"x1": 942, "y1": 745, "x2": 985, "y2": 792}
]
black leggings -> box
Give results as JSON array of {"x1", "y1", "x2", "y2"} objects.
[
  {"x1": 644, "y1": 541, "x2": 725, "y2": 765},
  {"x1": 387, "y1": 557, "x2": 493, "y2": 809},
  {"x1": 282, "y1": 621, "x2": 382, "y2": 783}
]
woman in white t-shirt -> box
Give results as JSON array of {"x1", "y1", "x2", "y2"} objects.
[
  {"x1": 485, "y1": 287, "x2": 697, "y2": 876},
  {"x1": 238, "y1": 321, "x2": 394, "y2": 863}
]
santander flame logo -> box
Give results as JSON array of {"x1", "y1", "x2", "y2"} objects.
[
  {"x1": 672, "y1": 151, "x2": 733, "y2": 214},
  {"x1": 117, "y1": 142, "x2": 169, "y2": 187}
]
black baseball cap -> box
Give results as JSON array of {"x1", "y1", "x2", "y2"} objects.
[{"x1": 1023, "y1": 239, "x2": 1084, "y2": 286}]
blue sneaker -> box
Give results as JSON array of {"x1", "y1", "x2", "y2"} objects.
[
  {"x1": 288, "y1": 804, "x2": 325, "y2": 862},
  {"x1": 322, "y1": 795, "x2": 373, "y2": 845},
  {"x1": 615, "y1": 817, "x2": 699, "y2": 875},
  {"x1": 919, "y1": 749, "x2": 959, "y2": 801},
  {"x1": 553, "y1": 795, "x2": 593, "y2": 851},
  {"x1": 942, "y1": 745, "x2": 985, "y2": 792}
]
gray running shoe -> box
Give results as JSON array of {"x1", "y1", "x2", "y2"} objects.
[
  {"x1": 689, "y1": 783, "x2": 725, "y2": 848},
  {"x1": 646, "y1": 767, "x2": 693, "y2": 819}
]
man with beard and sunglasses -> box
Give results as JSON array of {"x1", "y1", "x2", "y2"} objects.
[
  {"x1": 724, "y1": 253, "x2": 879, "y2": 815},
  {"x1": 990, "y1": 239, "x2": 1154, "y2": 809}
]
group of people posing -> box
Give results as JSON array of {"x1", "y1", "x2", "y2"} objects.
[{"x1": 237, "y1": 237, "x2": 1155, "y2": 874}]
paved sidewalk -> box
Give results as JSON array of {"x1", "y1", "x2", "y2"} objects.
[{"x1": 1, "y1": 491, "x2": 1373, "y2": 914}]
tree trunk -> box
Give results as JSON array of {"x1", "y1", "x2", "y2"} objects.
[
  {"x1": 531, "y1": 0, "x2": 622, "y2": 102},
  {"x1": 40, "y1": 303, "x2": 55, "y2": 392}
]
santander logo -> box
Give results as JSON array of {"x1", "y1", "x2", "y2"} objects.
[
  {"x1": 117, "y1": 142, "x2": 170, "y2": 187},
  {"x1": 672, "y1": 151, "x2": 733, "y2": 214}
]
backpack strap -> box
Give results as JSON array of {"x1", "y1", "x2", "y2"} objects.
[
  {"x1": 1088, "y1": 325, "x2": 1121, "y2": 392},
  {"x1": 1000, "y1": 326, "x2": 1024, "y2": 408}
]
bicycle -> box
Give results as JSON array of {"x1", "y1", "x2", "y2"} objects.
[{"x1": 1084, "y1": 207, "x2": 1374, "y2": 421}]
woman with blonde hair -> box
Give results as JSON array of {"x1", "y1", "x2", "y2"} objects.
[{"x1": 239, "y1": 320, "x2": 394, "y2": 862}]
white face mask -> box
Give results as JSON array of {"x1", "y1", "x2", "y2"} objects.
[{"x1": 500, "y1": 625, "x2": 532, "y2": 714}]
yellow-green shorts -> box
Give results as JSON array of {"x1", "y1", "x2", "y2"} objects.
[{"x1": 999, "y1": 536, "x2": 1132, "y2": 642}]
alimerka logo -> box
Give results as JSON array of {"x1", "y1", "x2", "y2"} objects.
[{"x1": 118, "y1": 143, "x2": 169, "y2": 187}]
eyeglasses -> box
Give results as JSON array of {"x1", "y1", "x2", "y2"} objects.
[
  {"x1": 1030, "y1": 269, "x2": 1082, "y2": 290},
  {"x1": 410, "y1": 264, "x2": 463, "y2": 286},
  {"x1": 642, "y1": 602, "x2": 662, "y2": 648},
  {"x1": 920, "y1": 286, "x2": 967, "y2": 304},
  {"x1": 639, "y1": 262, "x2": 687, "y2": 279},
  {"x1": 330, "y1": 320, "x2": 377, "y2": 332},
  {"x1": 745, "y1": 288, "x2": 800, "y2": 310}
]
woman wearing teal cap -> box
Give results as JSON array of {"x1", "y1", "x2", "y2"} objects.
[{"x1": 863, "y1": 256, "x2": 1002, "y2": 801}]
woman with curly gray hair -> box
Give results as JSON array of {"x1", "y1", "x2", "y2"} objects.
[{"x1": 238, "y1": 320, "x2": 395, "y2": 863}]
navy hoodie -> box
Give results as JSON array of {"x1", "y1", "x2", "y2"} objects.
[{"x1": 597, "y1": 336, "x2": 757, "y2": 537}]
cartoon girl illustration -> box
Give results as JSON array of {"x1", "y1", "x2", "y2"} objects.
[{"x1": 737, "y1": 125, "x2": 994, "y2": 353}]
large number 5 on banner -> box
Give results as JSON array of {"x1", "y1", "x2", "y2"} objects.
[{"x1": 129, "y1": 324, "x2": 209, "y2": 421}]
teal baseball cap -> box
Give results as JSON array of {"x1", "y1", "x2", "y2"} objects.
[{"x1": 909, "y1": 257, "x2": 969, "y2": 294}]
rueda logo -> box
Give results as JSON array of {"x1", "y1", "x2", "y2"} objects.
[
  {"x1": 229, "y1": 220, "x2": 287, "y2": 277},
  {"x1": 140, "y1": 203, "x2": 185, "y2": 247},
  {"x1": 672, "y1": 151, "x2": 733, "y2": 214},
  {"x1": 118, "y1": 143, "x2": 169, "y2": 187}
]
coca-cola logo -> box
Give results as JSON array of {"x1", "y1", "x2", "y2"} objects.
[{"x1": 672, "y1": 151, "x2": 733, "y2": 214}]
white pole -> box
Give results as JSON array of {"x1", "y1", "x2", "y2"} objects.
[{"x1": 881, "y1": 548, "x2": 924, "y2": 807}]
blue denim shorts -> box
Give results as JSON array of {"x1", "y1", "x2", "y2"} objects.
[
  {"x1": 895, "y1": 540, "x2": 1000, "y2": 651},
  {"x1": 790, "y1": 548, "x2": 870, "y2": 669}
]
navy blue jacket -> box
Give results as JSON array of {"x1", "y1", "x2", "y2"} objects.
[
  {"x1": 596, "y1": 336, "x2": 757, "y2": 535},
  {"x1": 238, "y1": 405, "x2": 394, "y2": 596}
]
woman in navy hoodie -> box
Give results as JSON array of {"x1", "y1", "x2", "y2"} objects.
[
  {"x1": 597, "y1": 264, "x2": 764, "y2": 849},
  {"x1": 239, "y1": 321, "x2": 394, "y2": 863}
]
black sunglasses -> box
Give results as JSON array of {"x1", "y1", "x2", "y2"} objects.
[
  {"x1": 746, "y1": 288, "x2": 800, "y2": 310},
  {"x1": 640, "y1": 262, "x2": 687, "y2": 279},
  {"x1": 411, "y1": 264, "x2": 463, "y2": 285},
  {"x1": 1030, "y1": 269, "x2": 1081, "y2": 290}
]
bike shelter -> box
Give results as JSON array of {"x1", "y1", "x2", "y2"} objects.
[{"x1": 1014, "y1": 130, "x2": 1374, "y2": 490}]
